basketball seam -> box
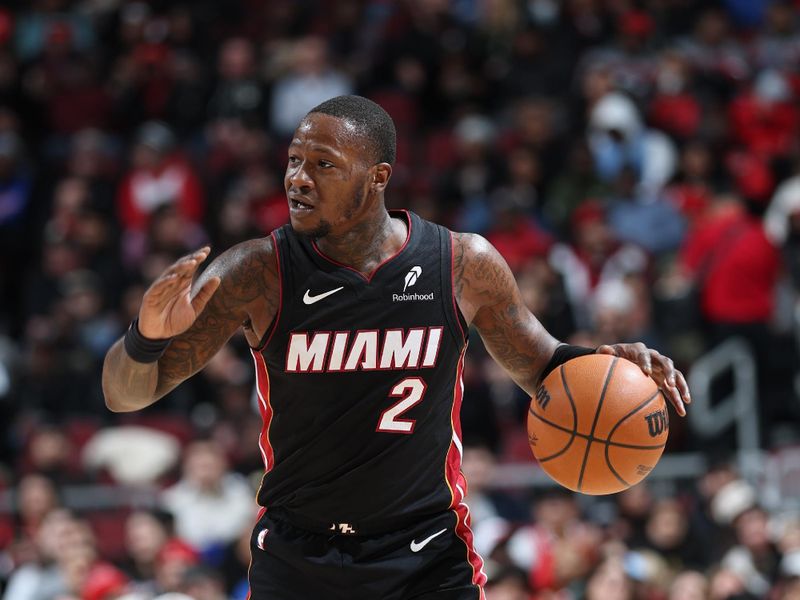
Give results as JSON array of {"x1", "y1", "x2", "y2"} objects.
[
  {"x1": 604, "y1": 389, "x2": 665, "y2": 488},
  {"x1": 533, "y1": 366, "x2": 580, "y2": 463},
  {"x1": 527, "y1": 409, "x2": 666, "y2": 450},
  {"x1": 576, "y1": 357, "x2": 617, "y2": 492}
]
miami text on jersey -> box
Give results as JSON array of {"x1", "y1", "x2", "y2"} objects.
[{"x1": 285, "y1": 327, "x2": 444, "y2": 373}]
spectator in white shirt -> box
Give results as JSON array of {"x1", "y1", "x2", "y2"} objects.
[{"x1": 161, "y1": 440, "x2": 255, "y2": 553}]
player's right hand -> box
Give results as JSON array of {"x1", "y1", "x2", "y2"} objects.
[{"x1": 137, "y1": 247, "x2": 221, "y2": 339}]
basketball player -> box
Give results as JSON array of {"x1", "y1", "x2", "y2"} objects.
[{"x1": 102, "y1": 96, "x2": 690, "y2": 599}]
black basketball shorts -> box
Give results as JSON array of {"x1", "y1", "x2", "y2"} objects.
[{"x1": 247, "y1": 509, "x2": 485, "y2": 599}]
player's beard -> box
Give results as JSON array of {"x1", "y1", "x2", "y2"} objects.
[
  {"x1": 303, "y1": 219, "x2": 331, "y2": 240},
  {"x1": 301, "y1": 185, "x2": 368, "y2": 241}
]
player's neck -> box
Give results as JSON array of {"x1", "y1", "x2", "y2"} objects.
[{"x1": 315, "y1": 209, "x2": 407, "y2": 274}]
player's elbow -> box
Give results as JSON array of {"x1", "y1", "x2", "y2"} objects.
[
  {"x1": 101, "y1": 343, "x2": 160, "y2": 412},
  {"x1": 104, "y1": 397, "x2": 126, "y2": 413},
  {"x1": 103, "y1": 391, "x2": 154, "y2": 413},
  {"x1": 101, "y1": 371, "x2": 153, "y2": 413},
  {"x1": 102, "y1": 386, "x2": 137, "y2": 413}
]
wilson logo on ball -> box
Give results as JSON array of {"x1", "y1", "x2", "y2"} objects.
[
  {"x1": 535, "y1": 386, "x2": 551, "y2": 410},
  {"x1": 644, "y1": 408, "x2": 668, "y2": 437}
]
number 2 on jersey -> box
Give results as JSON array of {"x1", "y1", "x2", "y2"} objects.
[{"x1": 376, "y1": 377, "x2": 427, "y2": 434}]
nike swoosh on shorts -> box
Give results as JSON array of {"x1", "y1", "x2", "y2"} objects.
[{"x1": 410, "y1": 528, "x2": 447, "y2": 552}]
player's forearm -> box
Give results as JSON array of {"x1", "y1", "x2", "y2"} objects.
[{"x1": 101, "y1": 339, "x2": 161, "y2": 412}]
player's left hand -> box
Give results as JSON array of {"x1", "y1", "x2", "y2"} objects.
[{"x1": 596, "y1": 343, "x2": 690, "y2": 417}]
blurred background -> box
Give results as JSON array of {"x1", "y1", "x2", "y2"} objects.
[{"x1": 0, "y1": 0, "x2": 799, "y2": 598}]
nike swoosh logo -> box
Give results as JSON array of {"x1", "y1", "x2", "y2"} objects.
[
  {"x1": 410, "y1": 528, "x2": 447, "y2": 552},
  {"x1": 303, "y1": 286, "x2": 344, "y2": 305}
]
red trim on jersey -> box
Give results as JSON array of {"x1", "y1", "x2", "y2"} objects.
[
  {"x1": 310, "y1": 209, "x2": 412, "y2": 282},
  {"x1": 246, "y1": 351, "x2": 274, "y2": 600},
  {"x1": 449, "y1": 230, "x2": 467, "y2": 342},
  {"x1": 253, "y1": 231, "x2": 284, "y2": 352},
  {"x1": 250, "y1": 350, "x2": 275, "y2": 474},
  {"x1": 445, "y1": 348, "x2": 487, "y2": 595}
]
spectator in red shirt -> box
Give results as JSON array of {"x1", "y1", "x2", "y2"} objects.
[
  {"x1": 485, "y1": 202, "x2": 552, "y2": 274},
  {"x1": 679, "y1": 193, "x2": 779, "y2": 327},
  {"x1": 649, "y1": 50, "x2": 702, "y2": 142},
  {"x1": 728, "y1": 69, "x2": 799, "y2": 161},
  {"x1": 485, "y1": 145, "x2": 553, "y2": 272},
  {"x1": 679, "y1": 192, "x2": 786, "y2": 438},
  {"x1": 116, "y1": 121, "x2": 204, "y2": 233}
]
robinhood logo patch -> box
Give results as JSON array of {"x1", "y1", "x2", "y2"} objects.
[{"x1": 395, "y1": 266, "x2": 434, "y2": 301}]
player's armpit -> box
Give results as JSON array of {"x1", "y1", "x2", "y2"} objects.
[{"x1": 452, "y1": 232, "x2": 560, "y2": 396}]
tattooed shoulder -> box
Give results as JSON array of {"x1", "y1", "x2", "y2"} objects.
[
  {"x1": 451, "y1": 232, "x2": 519, "y2": 324},
  {"x1": 451, "y1": 231, "x2": 559, "y2": 394},
  {"x1": 207, "y1": 237, "x2": 279, "y2": 315}
]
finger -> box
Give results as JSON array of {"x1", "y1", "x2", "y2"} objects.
[
  {"x1": 151, "y1": 264, "x2": 196, "y2": 290},
  {"x1": 665, "y1": 383, "x2": 686, "y2": 417},
  {"x1": 182, "y1": 246, "x2": 212, "y2": 267},
  {"x1": 177, "y1": 246, "x2": 211, "y2": 263},
  {"x1": 151, "y1": 248, "x2": 213, "y2": 294},
  {"x1": 168, "y1": 256, "x2": 205, "y2": 276},
  {"x1": 150, "y1": 262, "x2": 205, "y2": 294},
  {"x1": 638, "y1": 344, "x2": 652, "y2": 375},
  {"x1": 675, "y1": 370, "x2": 691, "y2": 404},
  {"x1": 596, "y1": 345, "x2": 616, "y2": 355},
  {"x1": 147, "y1": 271, "x2": 193, "y2": 298},
  {"x1": 658, "y1": 355, "x2": 676, "y2": 387},
  {"x1": 656, "y1": 354, "x2": 686, "y2": 416},
  {"x1": 190, "y1": 277, "x2": 221, "y2": 314},
  {"x1": 144, "y1": 272, "x2": 180, "y2": 296},
  {"x1": 163, "y1": 247, "x2": 211, "y2": 275}
]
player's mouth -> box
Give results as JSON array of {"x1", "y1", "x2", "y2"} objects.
[{"x1": 289, "y1": 197, "x2": 315, "y2": 212}]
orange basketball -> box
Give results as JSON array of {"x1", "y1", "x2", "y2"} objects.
[{"x1": 527, "y1": 353, "x2": 669, "y2": 495}]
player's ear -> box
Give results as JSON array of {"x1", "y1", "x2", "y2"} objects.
[{"x1": 371, "y1": 163, "x2": 392, "y2": 193}]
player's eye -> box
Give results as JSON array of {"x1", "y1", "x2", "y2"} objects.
[
  {"x1": 288, "y1": 155, "x2": 299, "y2": 165},
  {"x1": 319, "y1": 160, "x2": 333, "y2": 168}
]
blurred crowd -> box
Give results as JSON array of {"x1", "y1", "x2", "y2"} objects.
[{"x1": 0, "y1": 0, "x2": 799, "y2": 598}]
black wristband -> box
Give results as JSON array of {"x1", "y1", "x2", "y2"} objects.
[
  {"x1": 540, "y1": 344, "x2": 596, "y2": 382},
  {"x1": 123, "y1": 319, "x2": 172, "y2": 363}
]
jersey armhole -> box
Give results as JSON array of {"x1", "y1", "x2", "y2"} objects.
[
  {"x1": 444, "y1": 229, "x2": 468, "y2": 345},
  {"x1": 251, "y1": 229, "x2": 284, "y2": 352}
]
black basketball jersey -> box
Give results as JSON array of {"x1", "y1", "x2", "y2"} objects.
[{"x1": 250, "y1": 210, "x2": 471, "y2": 535}]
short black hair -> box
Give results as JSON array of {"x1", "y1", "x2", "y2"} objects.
[{"x1": 307, "y1": 95, "x2": 396, "y2": 165}]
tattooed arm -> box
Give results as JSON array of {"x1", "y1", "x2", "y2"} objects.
[
  {"x1": 452, "y1": 233, "x2": 560, "y2": 396},
  {"x1": 102, "y1": 239, "x2": 279, "y2": 412}
]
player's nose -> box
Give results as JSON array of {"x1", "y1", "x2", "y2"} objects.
[{"x1": 286, "y1": 162, "x2": 314, "y2": 191}]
